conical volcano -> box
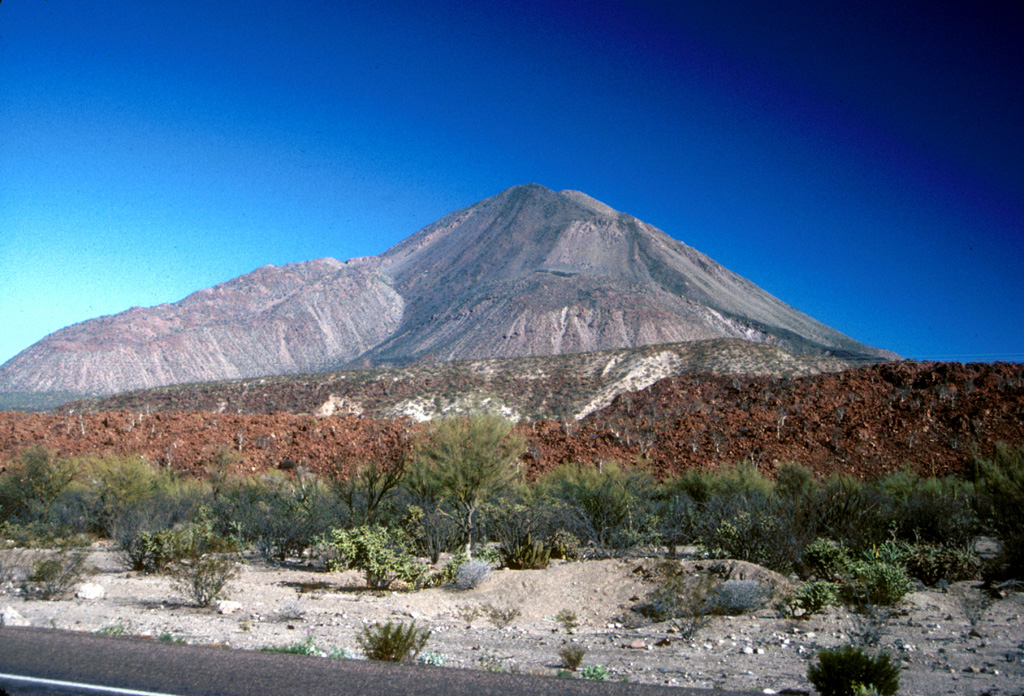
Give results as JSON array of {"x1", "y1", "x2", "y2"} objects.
[{"x1": 0, "y1": 184, "x2": 895, "y2": 398}]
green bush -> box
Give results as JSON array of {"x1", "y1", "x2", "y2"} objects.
[
  {"x1": 22, "y1": 548, "x2": 89, "y2": 600},
  {"x1": 974, "y1": 444, "x2": 1024, "y2": 579},
  {"x1": 0, "y1": 447, "x2": 76, "y2": 525},
  {"x1": 847, "y1": 560, "x2": 912, "y2": 607},
  {"x1": 801, "y1": 538, "x2": 853, "y2": 582},
  {"x1": 409, "y1": 414, "x2": 526, "y2": 559},
  {"x1": 900, "y1": 542, "x2": 981, "y2": 586},
  {"x1": 558, "y1": 644, "x2": 586, "y2": 670},
  {"x1": 807, "y1": 645, "x2": 900, "y2": 696},
  {"x1": 323, "y1": 525, "x2": 426, "y2": 590},
  {"x1": 357, "y1": 621, "x2": 431, "y2": 662},
  {"x1": 540, "y1": 462, "x2": 659, "y2": 556},
  {"x1": 696, "y1": 495, "x2": 806, "y2": 573},
  {"x1": 168, "y1": 553, "x2": 238, "y2": 607},
  {"x1": 581, "y1": 664, "x2": 609, "y2": 681},
  {"x1": 786, "y1": 580, "x2": 840, "y2": 616},
  {"x1": 215, "y1": 471, "x2": 340, "y2": 562},
  {"x1": 502, "y1": 536, "x2": 551, "y2": 570}
]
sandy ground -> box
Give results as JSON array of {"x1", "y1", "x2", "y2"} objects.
[{"x1": 2, "y1": 546, "x2": 1023, "y2": 695}]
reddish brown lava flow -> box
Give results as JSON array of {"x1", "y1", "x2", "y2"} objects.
[{"x1": 1, "y1": 361, "x2": 1022, "y2": 481}]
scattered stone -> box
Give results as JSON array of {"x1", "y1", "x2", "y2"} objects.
[
  {"x1": 217, "y1": 601, "x2": 243, "y2": 615},
  {"x1": 76, "y1": 583, "x2": 105, "y2": 600},
  {"x1": 1, "y1": 606, "x2": 30, "y2": 626},
  {"x1": 627, "y1": 640, "x2": 647, "y2": 650},
  {"x1": 654, "y1": 637, "x2": 673, "y2": 647}
]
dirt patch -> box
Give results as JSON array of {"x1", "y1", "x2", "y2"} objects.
[{"x1": 3, "y1": 547, "x2": 1023, "y2": 694}]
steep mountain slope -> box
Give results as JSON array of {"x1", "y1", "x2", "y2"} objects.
[
  {"x1": 0, "y1": 184, "x2": 895, "y2": 399},
  {"x1": 368, "y1": 184, "x2": 892, "y2": 364},
  {"x1": 0, "y1": 259, "x2": 402, "y2": 395}
]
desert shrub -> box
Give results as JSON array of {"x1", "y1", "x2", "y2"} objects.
[
  {"x1": 899, "y1": 541, "x2": 981, "y2": 586},
  {"x1": 118, "y1": 511, "x2": 233, "y2": 574},
  {"x1": 215, "y1": 471, "x2": 340, "y2": 562},
  {"x1": 786, "y1": 580, "x2": 841, "y2": 616},
  {"x1": 711, "y1": 579, "x2": 769, "y2": 615},
  {"x1": 887, "y1": 475, "x2": 977, "y2": 546},
  {"x1": 540, "y1": 462, "x2": 659, "y2": 557},
  {"x1": 801, "y1": 538, "x2": 854, "y2": 581},
  {"x1": 418, "y1": 651, "x2": 445, "y2": 666},
  {"x1": 168, "y1": 553, "x2": 238, "y2": 607},
  {"x1": 707, "y1": 460, "x2": 775, "y2": 499},
  {"x1": 22, "y1": 548, "x2": 89, "y2": 600},
  {"x1": 357, "y1": 620, "x2": 431, "y2": 662},
  {"x1": 484, "y1": 604, "x2": 520, "y2": 628},
  {"x1": 696, "y1": 494, "x2": 806, "y2": 573},
  {"x1": 322, "y1": 525, "x2": 426, "y2": 590},
  {"x1": 501, "y1": 536, "x2": 551, "y2": 570},
  {"x1": 485, "y1": 493, "x2": 559, "y2": 563},
  {"x1": 418, "y1": 552, "x2": 467, "y2": 589},
  {"x1": 974, "y1": 444, "x2": 1024, "y2": 579},
  {"x1": 400, "y1": 503, "x2": 462, "y2": 564},
  {"x1": 0, "y1": 447, "x2": 76, "y2": 525},
  {"x1": 260, "y1": 635, "x2": 331, "y2": 657},
  {"x1": 332, "y1": 461, "x2": 406, "y2": 527},
  {"x1": 453, "y1": 559, "x2": 492, "y2": 590},
  {"x1": 807, "y1": 645, "x2": 900, "y2": 696},
  {"x1": 581, "y1": 664, "x2": 609, "y2": 681},
  {"x1": 84, "y1": 455, "x2": 173, "y2": 535},
  {"x1": 812, "y1": 476, "x2": 897, "y2": 554},
  {"x1": 554, "y1": 608, "x2": 579, "y2": 631},
  {"x1": 636, "y1": 562, "x2": 715, "y2": 638},
  {"x1": 547, "y1": 528, "x2": 583, "y2": 561},
  {"x1": 558, "y1": 644, "x2": 586, "y2": 671},
  {"x1": 846, "y1": 560, "x2": 912, "y2": 607},
  {"x1": 652, "y1": 490, "x2": 700, "y2": 554}
]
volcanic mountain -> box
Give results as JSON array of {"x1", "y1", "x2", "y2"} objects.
[{"x1": 0, "y1": 184, "x2": 896, "y2": 400}]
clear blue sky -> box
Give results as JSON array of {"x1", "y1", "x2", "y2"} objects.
[{"x1": 2, "y1": 0, "x2": 1022, "y2": 366}]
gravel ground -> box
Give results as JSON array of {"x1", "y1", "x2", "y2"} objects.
[{"x1": 2, "y1": 546, "x2": 1023, "y2": 695}]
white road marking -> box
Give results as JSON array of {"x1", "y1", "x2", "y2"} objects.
[{"x1": 0, "y1": 672, "x2": 181, "y2": 696}]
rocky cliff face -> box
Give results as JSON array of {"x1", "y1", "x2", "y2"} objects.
[{"x1": 0, "y1": 185, "x2": 895, "y2": 398}]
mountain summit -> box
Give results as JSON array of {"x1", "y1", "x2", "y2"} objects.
[{"x1": 0, "y1": 184, "x2": 895, "y2": 398}]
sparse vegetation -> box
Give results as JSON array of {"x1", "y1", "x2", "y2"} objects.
[
  {"x1": 558, "y1": 644, "x2": 586, "y2": 670},
  {"x1": 22, "y1": 548, "x2": 89, "y2": 600},
  {"x1": 807, "y1": 645, "x2": 900, "y2": 696},
  {"x1": 453, "y1": 558, "x2": 492, "y2": 590},
  {"x1": 357, "y1": 620, "x2": 431, "y2": 662},
  {"x1": 168, "y1": 554, "x2": 239, "y2": 607}
]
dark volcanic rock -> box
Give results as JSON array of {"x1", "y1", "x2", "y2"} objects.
[{"x1": 1, "y1": 361, "x2": 1020, "y2": 482}]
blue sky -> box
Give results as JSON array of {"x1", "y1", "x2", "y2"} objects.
[{"x1": 1, "y1": 0, "x2": 1022, "y2": 367}]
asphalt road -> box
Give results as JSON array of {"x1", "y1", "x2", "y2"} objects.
[{"x1": 0, "y1": 626, "x2": 757, "y2": 696}]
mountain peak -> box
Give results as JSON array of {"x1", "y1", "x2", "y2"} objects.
[{"x1": 0, "y1": 186, "x2": 896, "y2": 397}]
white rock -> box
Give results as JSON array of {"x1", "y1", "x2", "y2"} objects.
[
  {"x1": 1, "y1": 606, "x2": 31, "y2": 626},
  {"x1": 76, "y1": 582, "x2": 105, "y2": 600},
  {"x1": 743, "y1": 646, "x2": 755, "y2": 655},
  {"x1": 217, "y1": 600, "x2": 243, "y2": 615}
]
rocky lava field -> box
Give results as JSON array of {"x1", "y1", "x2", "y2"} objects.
[{"x1": 1, "y1": 360, "x2": 1022, "y2": 480}]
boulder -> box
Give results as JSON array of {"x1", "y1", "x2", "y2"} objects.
[{"x1": 0, "y1": 606, "x2": 31, "y2": 626}]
